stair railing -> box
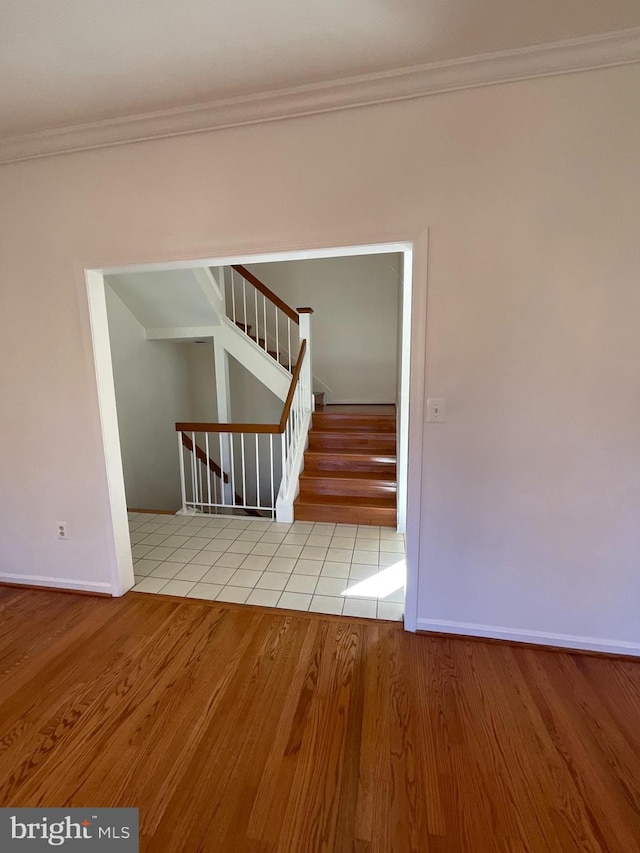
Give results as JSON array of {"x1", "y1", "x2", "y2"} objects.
[
  {"x1": 175, "y1": 340, "x2": 311, "y2": 520},
  {"x1": 225, "y1": 264, "x2": 299, "y2": 372}
]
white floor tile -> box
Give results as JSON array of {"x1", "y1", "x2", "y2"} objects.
[
  {"x1": 139, "y1": 533, "x2": 170, "y2": 546},
  {"x1": 379, "y1": 553, "x2": 404, "y2": 567},
  {"x1": 354, "y1": 539, "x2": 379, "y2": 552},
  {"x1": 160, "y1": 535, "x2": 192, "y2": 548},
  {"x1": 250, "y1": 543, "x2": 279, "y2": 557},
  {"x1": 175, "y1": 565, "x2": 210, "y2": 582},
  {"x1": 213, "y1": 553, "x2": 246, "y2": 569},
  {"x1": 165, "y1": 548, "x2": 200, "y2": 563},
  {"x1": 329, "y1": 537, "x2": 356, "y2": 549},
  {"x1": 260, "y1": 532, "x2": 287, "y2": 544},
  {"x1": 144, "y1": 545, "x2": 178, "y2": 561},
  {"x1": 128, "y1": 531, "x2": 149, "y2": 544},
  {"x1": 187, "y1": 583, "x2": 223, "y2": 600},
  {"x1": 149, "y1": 563, "x2": 184, "y2": 579},
  {"x1": 283, "y1": 533, "x2": 309, "y2": 546},
  {"x1": 188, "y1": 552, "x2": 219, "y2": 567},
  {"x1": 320, "y1": 561, "x2": 350, "y2": 578},
  {"x1": 352, "y1": 550, "x2": 379, "y2": 565},
  {"x1": 293, "y1": 560, "x2": 323, "y2": 576},
  {"x1": 381, "y1": 587, "x2": 405, "y2": 603},
  {"x1": 349, "y1": 564, "x2": 379, "y2": 580},
  {"x1": 267, "y1": 557, "x2": 298, "y2": 573},
  {"x1": 325, "y1": 548, "x2": 352, "y2": 563},
  {"x1": 131, "y1": 544, "x2": 155, "y2": 558},
  {"x1": 201, "y1": 540, "x2": 229, "y2": 552},
  {"x1": 277, "y1": 592, "x2": 312, "y2": 611},
  {"x1": 306, "y1": 534, "x2": 333, "y2": 548},
  {"x1": 289, "y1": 522, "x2": 314, "y2": 533},
  {"x1": 256, "y1": 572, "x2": 288, "y2": 591},
  {"x1": 216, "y1": 586, "x2": 251, "y2": 604},
  {"x1": 343, "y1": 598, "x2": 377, "y2": 618},
  {"x1": 300, "y1": 546, "x2": 328, "y2": 561},
  {"x1": 284, "y1": 575, "x2": 317, "y2": 594},
  {"x1": 246, "y1": 589, "x2": 281, "y2": 607},
  {"x1": 236, "y1": 530, "x2": 264, "y2": 542},
  {"x1": 137, "y1": 522, "x2": 165, "y2": 533},
  {"x1": 334, "y1": 524, "x2": 359, "y2": 534},
  {"x1": 228, "y1": 569, "x2": 263, "y2": 588},
  {"x1": 275, "y1": 544, "x2": 304, "y2": 559},
  {"x1": 379, "y1": 539, "x2": 406, "y2": 552},
  {"x1": 357, "y1": 526, "x2": 381, "y2": 538},
  {"x1": 226, "y1": 540, "x2": 255, "y2": 555},
  {"x1": 240, "y1": 555, "x2": 271, "y2": 571},
  {"x1": 161, "y1": 579, "x2": 197, "y2": 597},
  {"x1": 214, "y1": 529, "x2": 241, "y2": 540},
  {"x1": 315, "y1": 576, "x2": 349, "y2": 597},
  {"x1": 133, "y1": 577, "x2": 168, "y2": 593},
  {"x1": 312, "y1": 523, "x2": 336, "y2": 534},
  {"x1": 377, "y1": 601, "x2": 404, "y2": 621},
  {"x1": 309, "y1": 595, "x2": 344, "y2": 615},
  {"x1": 183, "y1": 536, "x2": 215, "y2": 549},
  {"x1": 132, "y1": 559, "x2": 162, "y2": 576},
  {"x1": 201, "y1": 566, "x2": 236, "y2": 585}
]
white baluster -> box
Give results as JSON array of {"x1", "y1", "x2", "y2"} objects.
[
  {"x1": 263, "y1": 294, "x2": 268, "y2": 353},
  {"x1": 241, "y1": 434, "x2": 247, "y2": 506},
  {"x1": 255, "y1": 433, "x2": 260, "y2": 508},
  {"x1": 229, "y1": 433, "x2": 237, "y2": 507},
  {"x1": 231, "y1": 268, "x2": 237, "y2": 326},
  {"x1": 205, "y1": 433, "x2": 212, "y2": 510},
  {"x1": 275, "y1": 305, "x2": 279, "y2": 365},
  {"x1": 218, "y1": 433, "x2": 225, "y2": 506},
  {"x1": 269, "y1": 434, "x2": 275, "y2": 512},
  {"x1": 287, "y1": 319, "x2": 292, "y2": 371}
]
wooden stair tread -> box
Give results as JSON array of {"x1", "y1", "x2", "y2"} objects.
[{"x1": 300, "y1": 471, "x2": 395, "y2": 481}]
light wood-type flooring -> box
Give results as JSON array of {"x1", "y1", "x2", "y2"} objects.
[{"x1": 1, "y1": 586, "x2": 640, "y2": 851}]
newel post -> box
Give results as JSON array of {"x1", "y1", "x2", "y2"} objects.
[{"x1": 297, "y1": 308, "x2": 314, "y2": 412}]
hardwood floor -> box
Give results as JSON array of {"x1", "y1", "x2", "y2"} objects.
[{"x1": 1, "y1": 587, "x2": 640, "y2": 851}]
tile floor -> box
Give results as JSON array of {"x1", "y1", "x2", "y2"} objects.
[{"x1": 129, "y1": 512, "x2": 405, "y2": 621}]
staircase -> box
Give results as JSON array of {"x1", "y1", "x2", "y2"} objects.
[{"x1": 294, "y1": 406, "x2": 397, "y2": 526}]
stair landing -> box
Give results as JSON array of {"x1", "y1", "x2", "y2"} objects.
[{"x1": 294, "y1": 405, "x2": 397, "y2": 527}]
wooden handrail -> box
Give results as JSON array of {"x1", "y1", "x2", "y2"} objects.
[
  {"x1": 176, "y1": 340, "x2": 307, "y2": 437},
  {"x1": 177, "y1": 422, "x2": 282, "y2": 434},
  {"x1": 279, "y1": 339, "x2": 306, "y2": 431},
  {"x1": 231, "y1": 265, "x2": 299, "y2": 324},
  {"x1": 181, "y1": 433, "x2": 229, "y2": 482}
]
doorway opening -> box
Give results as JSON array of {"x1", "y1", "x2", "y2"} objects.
[{"x1": 86, "y1": 241, "x2": 416, "y2": 625}]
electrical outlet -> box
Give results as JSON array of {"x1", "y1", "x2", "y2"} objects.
[{"x1": 57, "y1": 522, "x2": 68, "y2": 540}]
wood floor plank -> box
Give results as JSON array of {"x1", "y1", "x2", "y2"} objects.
[{"x1": 1, "y1": 588, "x2": 640, "y2": 852}]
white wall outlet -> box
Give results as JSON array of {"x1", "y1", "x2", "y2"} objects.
[
  {"x1": 57, "y1": 522, "x2": 68, "y2": 540},
  {"x1": 427, "y1": 397, "x2": 446, "y2": 423}
]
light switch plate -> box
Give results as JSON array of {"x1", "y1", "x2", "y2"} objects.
[{"x1": 427, "y1": 398, "x2": 446, "y2": 423}]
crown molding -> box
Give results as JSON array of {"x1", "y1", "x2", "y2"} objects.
[{"x1": 2, "y1": 26, "x2": 640, "y2": 165}]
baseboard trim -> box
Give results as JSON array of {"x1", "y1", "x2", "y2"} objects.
[
  {"x1": 0, "y1": 574, "x2": 114, "y2": 597},
  {"x1": 416, "y1": 618, "x2": 640, "y2": 658},
  {"x1": 127, "y1": 507, "x2": 178, "y2": 515}
]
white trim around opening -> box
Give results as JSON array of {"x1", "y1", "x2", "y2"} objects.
[{"x1": 84, "y1": 238, "x2": 422, "y2": 631}]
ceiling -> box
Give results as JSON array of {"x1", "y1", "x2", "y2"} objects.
[{"x1": 2, "y1": 0, "x2": 640, "y2": 140}]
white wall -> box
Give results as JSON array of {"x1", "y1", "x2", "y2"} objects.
[
  {"x1": 186, "y1": 342, "x2": 218, "y2": 423},
  {"x1": 105, "y1": 284, "x2": 192, "y2": 511},
  {"x1": 1, "y1": 64, "x2": 639, "y2": 653},
  {"x1": 246, "y1": 254, "x2": 400, "y2": 402}
]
